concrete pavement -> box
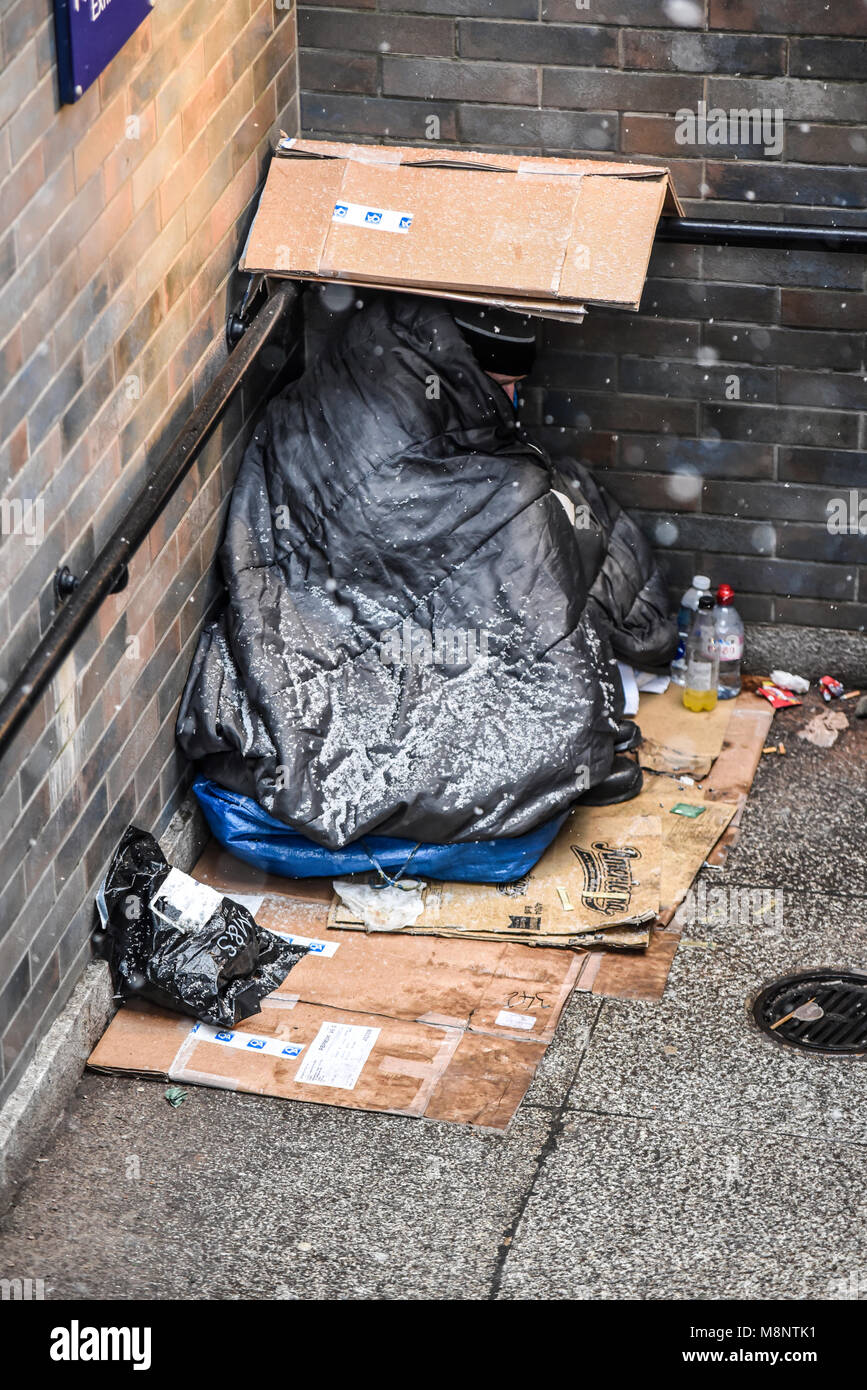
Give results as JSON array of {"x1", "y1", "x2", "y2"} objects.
[{"x1": 1, "y1": 690, "x2": 865, "y2": 1300}]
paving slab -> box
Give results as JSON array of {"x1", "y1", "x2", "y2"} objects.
[
  {"x1": 497, "y1": 1111, "x2": 867, "y2": 1302},
  {"x1": 706, "y1": 702, "x2": 867, "y2": 895},
  {"x1": 521, "y1": 990, "x2": 603, "y2": 1110},
  {"x1": 0, "y1": 1072, "x2": 551, "y2": 1301},
  {"x1": 565, "y1": 892, "x2": 867, "y2": 1143}
]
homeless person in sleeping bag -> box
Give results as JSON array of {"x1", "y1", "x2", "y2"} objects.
[{"x1": 176, "y1": 293, "x2": 677, "y2": 881}]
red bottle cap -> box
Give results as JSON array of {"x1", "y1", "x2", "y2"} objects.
[{"x1": 716, "y1": 584, "x2": 735, "y2": 605}]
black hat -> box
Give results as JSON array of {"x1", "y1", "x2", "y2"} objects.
[{"x1": 451, "y1": 303, "x2": 537, "y2": 377}]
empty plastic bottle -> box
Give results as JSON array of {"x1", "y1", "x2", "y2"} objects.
[
  {"x1": 670, "y1": 574, "x2": 711, "y2": 685},
  {"x1": 683, "y1": 593, "x2": 719, "y2": 712},
  {"x1": 714, "y1": 583, "x2": 744, "y2": 699}
]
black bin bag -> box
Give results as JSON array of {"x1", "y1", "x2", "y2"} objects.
[{"x1": 95, "y1": 826, "x2": 306, "y2": 1026}]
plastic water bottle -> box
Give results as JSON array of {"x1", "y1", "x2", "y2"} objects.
[
  {"x1": 670, "y1": 574, "x2": 711, "y2": 685},
  {"x1": 714, "y1": 583, "x2": 744, "y2": 699},
  {"x1": 683, "y1": 593, "x2": 719, "y2": 712}
]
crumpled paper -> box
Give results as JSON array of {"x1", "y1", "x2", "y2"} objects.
[{"x1": 797, "y1": 709, "x2": 848, "y2": 748}]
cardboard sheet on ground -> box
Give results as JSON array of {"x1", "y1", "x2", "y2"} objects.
[
  {"x1": 637, "y1": 685, "x2": 739, "y2": 777},
  {"x1": 88, "y1": 690, "x2": 772, "y2": 1121},
  {"x1": 242, "y1": 137, "x2": 681, "y2": 312},
  {"x1": 89, "y1": 999, "x2": 551, "y2": 1129},
  {"x1": 328, "y1": 785, "x2": 735, "y2": 948},
  {"x1": 580, "y1": 695, "x2": 773, "y2": 1000},
  {"x1": 89, "y1": 847, "x2": 586, "y2": 1129},
  {"x1": 329, "y1": 807, "x2": 662, "y2": 946},
  {"x1": 86, "y1": 783, "x2": 731, "y2": 1123},
  {"x1": 702, "y1": 695, "x2": 776, "y2": 866},
  {"x1": 620, "y1": 776, "x2": 736, "y2": 915}
]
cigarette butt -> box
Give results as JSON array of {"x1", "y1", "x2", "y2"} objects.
[
  {"x1": 842, "y1": 689, "x2": 862, "y2": 700},
  {"x1": 762, "y1": 744, "x2": 778, "y2": 754},
  {"x1": 778, "y1": 743, "x2": 785, "y2": 755},
  {"x1": 556, "y1": 886, "x2": 573, "y2": 911}
]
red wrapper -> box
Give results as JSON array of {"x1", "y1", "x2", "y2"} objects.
[{"x1": 757, "y1": 684, "x2": 803, "y2": 709}]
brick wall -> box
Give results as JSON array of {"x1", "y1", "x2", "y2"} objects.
[
  {"x1": 298, "y1": 0, "x2": 867, "y2": 630},
  {"x1": 0, "y1": 0, "x2": 299, "y2": 1107}
]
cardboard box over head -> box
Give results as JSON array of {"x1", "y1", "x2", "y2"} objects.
[{"x1": 241, "y1": 137, "x2": 682, "y2": 315}]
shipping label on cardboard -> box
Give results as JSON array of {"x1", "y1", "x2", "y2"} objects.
[
  {"x1": 295, "y1": 1021, "x2": 380, "y2": 1090},
  {"x1": 495, "y1": 1010, "x2": 537, "y2": 1031},
  {"x1": 272, "y1": 929, "x2": 339, "y2": 957}
]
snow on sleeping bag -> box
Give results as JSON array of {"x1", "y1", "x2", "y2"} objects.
[{"x1": 176, "y1": 293, "x2": 676, "y2": 858}]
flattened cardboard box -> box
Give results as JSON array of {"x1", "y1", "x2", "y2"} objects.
[
  {"x1": 329, "y1": 807, "x2": 662, "y2": 944},
  {"x1": 700, "y1": 702, "x2": 775, "y2": 867},
  {"x1": 89, "y1": 867, "x2": 584, "y2": 1130},
  {"x1": 242, "y1": 137, "x2": 682, "y2": 312},
  {"x1": 638, "y1": 683, "x2": 735, "y2": 778},
  {"x1": 89, "y1": 1000, "x2": 551, "y2": 1129},
  {"x1": 327, "y1": 789, "x2": 735, "y2": 948},
  {"x1": 88, "y1": 782, "x2": 733, "y2": 1121}
]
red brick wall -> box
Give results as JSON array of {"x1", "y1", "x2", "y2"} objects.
[{"x1": 0, "y1": 0, "x2": 299, "y2": 1105}]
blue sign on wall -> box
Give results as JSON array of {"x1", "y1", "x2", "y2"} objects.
[{"x1": 54, "y1": 0, "x2": 152, "y2": 104}]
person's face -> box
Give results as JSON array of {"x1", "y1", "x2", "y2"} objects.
[{"x1": 487, "y1": 371, "x2": 527, "y2": 403}]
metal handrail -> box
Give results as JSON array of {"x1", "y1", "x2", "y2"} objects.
[
  {"x1": 0, "y1": 278, "x2": 299, "y2": 760},
  {"x1": 657, "y1": 218, "x2": 867, "y2": 253}
]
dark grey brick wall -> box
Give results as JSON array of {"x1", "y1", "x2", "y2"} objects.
[{"x1": 298, "y1": 0, "x2": 867, "y2": 629}]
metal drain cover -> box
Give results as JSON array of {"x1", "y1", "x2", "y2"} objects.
[{"x1": 754, "y1": 969, "x2": 867, "y2": 1054}]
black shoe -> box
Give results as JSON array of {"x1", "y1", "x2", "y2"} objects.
[
  {"x1": 614, "y1": 719, "x2": 642, "y2": 753},
  {"x1": 580, "y1": 756, "x2": 643, "y2": 806}
]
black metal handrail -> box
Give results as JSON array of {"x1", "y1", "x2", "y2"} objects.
[
  {"x1": 657, "y1": 218, "x2": 867, "y2": 253},
  {"x1": 1, "y1": 212, "x2": 864, "y2": 762},
  {"x1": 0, "y1": 278, "x2": 299, "y2": 760}
]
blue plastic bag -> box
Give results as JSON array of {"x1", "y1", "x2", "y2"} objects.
[{"x1": 193, "y1": 778, "x2": 565, "y2": 884}]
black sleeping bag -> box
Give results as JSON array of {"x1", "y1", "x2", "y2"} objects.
[{"x1": 176, "y1": 294, "x2": 676, "y2": 848}]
